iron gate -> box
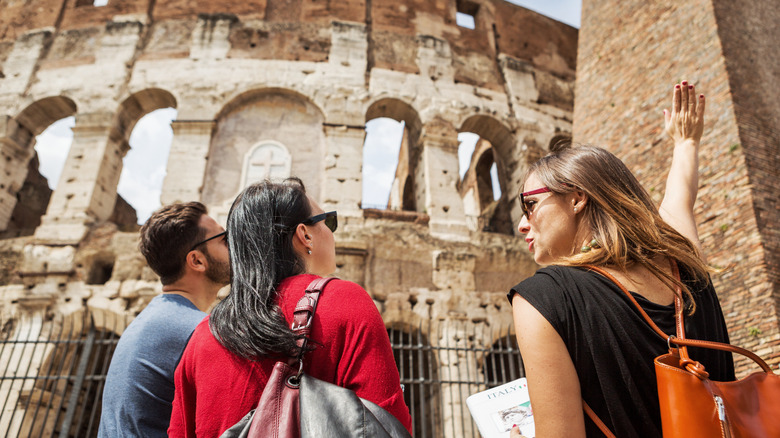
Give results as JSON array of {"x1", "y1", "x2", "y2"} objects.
[
  {"x1": 1, "y1": 313, "x2": 523, "y2": 437},
  {"x1": 0, "y1": 312, "x2": 125, "y2": 438}
]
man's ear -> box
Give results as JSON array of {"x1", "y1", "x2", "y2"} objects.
[{"x1": 185, "y1": 250, "x2": 207, "y2": 274}]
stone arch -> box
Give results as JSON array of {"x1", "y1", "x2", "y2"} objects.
[
  {"x1": 111, "y1": 88, "x2": 177, "y2": 145},
  {"x1": 202, "y1": 88, "x2": 326, "y2": 222},
  {"x1": 0, "y1": 96, "x2": 78, "y2": 233},
  {"x1": 458, "y1": 115, "x2": 516, "y2": 234},
  {"x1": 214, "y1": 87, "x2": 325, "y2": 123},
  {"x1": 97, "y1": 88, "x2": 177, "y2": 225},
  {"x1": 364, "y1": 98, "x2": 423, "y2": 212}
]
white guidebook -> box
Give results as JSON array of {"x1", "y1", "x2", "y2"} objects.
[{"x1": 466, "y1": 377, "x2": 535, "y2": 438}]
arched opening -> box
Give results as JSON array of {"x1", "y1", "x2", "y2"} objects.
[
  {"x1": 364, "y1": 99, "x2": 423, "y2": 213},
  {"x1": 1, "y1": 97, "x2": 77, "y2": 237},
  {"x1": 203, "y1": 88, "x2": 325, "y2": 218},
  {"x1": 362, "y1": 118, "x2": 405, "y2": 209},
  {"x1": 457, "y1": 117, "x2": 514, "y2": 234},
  {"x1": 105, "y1": 89, "x2": 177, "y2": 228},
  {"x1": 118, "y1": 107, "x2": 177, "y2": 226}
]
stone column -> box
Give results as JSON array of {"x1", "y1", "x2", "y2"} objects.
[
  {"x1": 160, "y1": 120, "x2": 215, "y2": 205},
  {"x1": 321, "y1": 124, "x2": 365, "y2": 219},
  {"x1": 436, "y1": 320, "x2": 479, "y2": 438},
  {"x1": 35, "y1": 112, "x2": 126, "y2": 244},
  {"x1": 0, "y1": 116, "x2": 35, "y2": 231},
  {"x1": 420, "y1": 121, "x2": 469, "y2": 238},
  {"x1": 0, "y1": 290, "x2": 56, "y2": 435}
]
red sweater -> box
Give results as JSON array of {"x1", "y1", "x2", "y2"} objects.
[{"x1": 168, "y1": 274, "x2": 413, "y2": 437}]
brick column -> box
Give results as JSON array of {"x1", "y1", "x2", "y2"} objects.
[
  {"x1": 437, "y1": 321, "x2": 479, "y2": 438},
  {"x1": 160, "y1": 120, "x2": 215, "y2": 205}
]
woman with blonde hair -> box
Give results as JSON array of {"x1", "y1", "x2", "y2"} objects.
[{"x1": 509, "y1": 82, "x2": 735, "y2": 437}]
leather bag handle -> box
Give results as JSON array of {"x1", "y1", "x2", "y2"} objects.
[
  {"x1": 581, "y1": 262, "x2": 774, "y2": 437},
  {"x1": 290, "y1": 277, "x2": 336, "y2": 364}
]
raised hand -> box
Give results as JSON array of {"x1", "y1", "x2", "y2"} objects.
[
  {"x1": 664, "y1": 80, "x2": 705, "y2": 145},
  {"x1": 659, "y1": 80, "x2": 706, "y2": 259}
]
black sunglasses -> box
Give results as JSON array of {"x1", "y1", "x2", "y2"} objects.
[
  {"x1": 301, "y1": 211, "x2": 338, "y2": 232},
  {"x1": 189, "y1": 231, "x2": 226, "y2": 252}
]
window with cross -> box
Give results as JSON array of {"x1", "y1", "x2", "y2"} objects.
[{"x1": 242, "y1": 141, "x2": 292, "y2": 188}]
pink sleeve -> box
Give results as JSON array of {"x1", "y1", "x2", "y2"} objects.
[{"x1": 328, "y1": 280, "x2": 414, "y2": 435}]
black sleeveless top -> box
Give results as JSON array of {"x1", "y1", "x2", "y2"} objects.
[{"x1": 508, "y1": 265, "x2": 735, "y2": 438}]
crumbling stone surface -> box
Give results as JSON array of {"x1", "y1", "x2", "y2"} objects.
[{"x1": 0, "y1": 4, "x2": 574, "y2": 433}]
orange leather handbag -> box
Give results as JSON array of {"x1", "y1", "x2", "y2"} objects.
[{"x1": 584, "y1": 265, "x2": 780, "y2": 438}]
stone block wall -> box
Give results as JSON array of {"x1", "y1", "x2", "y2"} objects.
[
  {"x1": 574, "y1": 0, "x2": 780, "y2": 374},
  {"x1": 0, "y1": 2, "x2": 576, "y2": 434}
]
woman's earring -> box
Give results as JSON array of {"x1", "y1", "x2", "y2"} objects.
[
  {"x1": 574, "y1": 207, "x2": 578, "y2": 213},
  {"x1": 581, "y1": 239, "x2": 600, "y2": 253},
  {"x1": 307, "y1": 249, "x2": 312, "y2": 255}
]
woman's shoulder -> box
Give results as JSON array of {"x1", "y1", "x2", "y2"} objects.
[
  {"x1": 281, "y1": 274, "x2": 370, "y2": 298},
  {"x1": 512, "y1": 265, "x2": 591, "y2": 291},
  {"x1": 508, "y1": 265, "x2": 604, "y2": 307},
  {"x1": 181, "y1": 317, "x2": 227, "y2": 366},
  {"x1": 280, "y1": 275, "x2": 375, "y2": 316}
]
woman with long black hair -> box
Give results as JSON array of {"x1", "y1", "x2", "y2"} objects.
[{"x1": 169, "y1": 178, "x2": 412, "y2": 437}]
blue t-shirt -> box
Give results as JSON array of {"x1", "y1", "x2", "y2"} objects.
[{"x1": 98, "y1": 293, "x2": 206, "y2": 438}]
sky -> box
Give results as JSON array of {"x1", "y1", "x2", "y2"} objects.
[{"x1": 33, "y1": 1, "x2": 581, "y2": 224}]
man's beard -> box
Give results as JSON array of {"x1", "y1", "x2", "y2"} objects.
[{"x1": 203, "y1": 251, "x2": 230, "y2": 285}]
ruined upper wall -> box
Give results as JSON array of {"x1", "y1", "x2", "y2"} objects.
[{"x1": 0, "y1": 0, "x2": 577, "y2": 82}]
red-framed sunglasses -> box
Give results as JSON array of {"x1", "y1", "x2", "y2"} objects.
[{"x1": 520, "y1": 187, "x2": 552, "y2": 218}]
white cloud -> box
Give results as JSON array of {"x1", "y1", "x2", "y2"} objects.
[
  {"x1": 118, "y1": 108, "x2": 177, "y2": 224},
  {"x1": 34, "y1": 117, "x2": 75, "y2": 190},
  {"x1": 362, "y1": 118, "x2": 405, "y2": 208},
  {"x1": 457, "y1": 132, "x2": 479, "y2": 180}
]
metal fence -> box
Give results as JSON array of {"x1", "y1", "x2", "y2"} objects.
[
  {"x1": 389, "y1": 321, "x2": 524, "y2": 437},
  {"x1": 0, "y1": 314, "x2": 523, "y2": 438},
  {"x1": 0, "y1": 312, "x2": 125, "y2": 438}
]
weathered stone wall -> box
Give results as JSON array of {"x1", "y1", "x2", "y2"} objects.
[
  {"x1": 574, "y1": 0, "x2": 780, "y2": 374},
  {"x1": 0, "y1": 2, "x2": 575, "y2": 434}
]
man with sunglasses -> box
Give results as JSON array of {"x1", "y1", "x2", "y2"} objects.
[{"x1": 99, "y1": 202, "x2": 229, "y2": 438}]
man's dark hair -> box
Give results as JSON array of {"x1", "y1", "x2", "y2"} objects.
[{"x1": 139, "y1": 202, "x2": 208, "y2": 285}]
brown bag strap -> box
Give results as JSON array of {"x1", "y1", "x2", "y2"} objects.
[
  {"x1": 290, "y1": 277, "x2": 336, "y2": 364},
  {"x1": 583, "y1": 401, "x2": 616, "y2": 438},
  {"x1": 581, "y1": 262, "x2": 775, "y2": 436},
  {"x1": 584, "y1": 264, "x2": 772, "y2": 372}
]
